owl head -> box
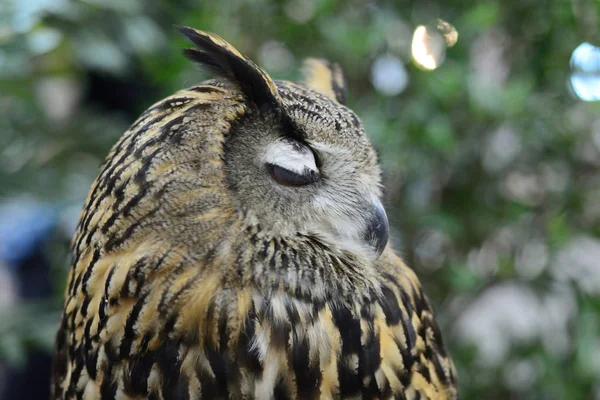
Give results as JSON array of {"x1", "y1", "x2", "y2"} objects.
[{"x1": 177, "y1": 27, "x2": 389, "y2": 262}]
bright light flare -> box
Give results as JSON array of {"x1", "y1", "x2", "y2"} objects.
[
  {"x1": 412, "y1": 26, "x2": 436, "y2": 70},
  {"x1": 411, "y1": 25, "x2": 442, "y2": 70},
  {"x1": 570, "y1": 42, "x2": 600, "y2": 102}
]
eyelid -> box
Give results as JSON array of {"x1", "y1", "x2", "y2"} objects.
[
  {"x1": 269, "y1": 163, "x2": 319, "y2": 186},
  {"x1": 263, "y1": 138, "x2": 318, "y2": 175},
  {"x1": 307, "y1": 145, "x2": 321, "y2": 169},
  {"x1": 291, "y1": 138, "x2": 321, "y2": 169}
]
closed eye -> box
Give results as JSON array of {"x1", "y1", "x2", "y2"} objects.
[
  {"x1": 263, "y1": 137, "x2": 319, "y2": 187},
  {"x1": 269, "y1": 164, "x2": 318, "y2": 186}
]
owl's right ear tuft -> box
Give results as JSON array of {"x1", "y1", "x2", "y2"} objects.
[
  {"x1": 178, "y1": 27, "x2": 281, "y2": 110},
  {"x1": 302, "y1": 58, "x2": 347, "y2": 104}
]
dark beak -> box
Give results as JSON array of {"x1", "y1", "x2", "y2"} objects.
[{"x1": 363, "y1": 199, "x2": 389, "y2": 258}]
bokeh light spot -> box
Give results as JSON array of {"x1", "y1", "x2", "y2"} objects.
[
  {"x1": 570, "y1": 42, "x2": 600, "y2": 101},
  {"x1": 371, "y1": 54, "x2": 409, "y2": 96},
  {"x1": 411, "y1": 25, "x2": 446, "y2": 70}
]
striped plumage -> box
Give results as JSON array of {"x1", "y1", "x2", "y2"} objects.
[{"x1": 52, "y1": 28, "x2": 457, "y2": 399}]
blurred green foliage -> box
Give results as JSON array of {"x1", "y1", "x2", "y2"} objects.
[{"x1": 1, "y1": 0, "x2": 600, "y2": 398}]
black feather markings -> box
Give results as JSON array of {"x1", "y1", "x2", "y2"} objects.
[{"x1": 178, "y1": 26, "x2": 280, "y2": 110}]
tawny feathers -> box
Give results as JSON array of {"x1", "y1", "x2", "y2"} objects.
[{"x1": 52, "y1": 27, "x2": 457, "y2": 400}]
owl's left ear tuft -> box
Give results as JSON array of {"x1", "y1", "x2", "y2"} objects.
[
  {"x1": 302, "y1": 58, "x2": 347, "y2": 104},
  {"x1": 178, "y1": 26, "x2": 281, "y2": 110}
]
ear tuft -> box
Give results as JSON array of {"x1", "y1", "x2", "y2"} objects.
[
  {"x1": 178, "y1": 27, "x2": 281, "y2": 109},
  {"x1": 302, "y1": 58, "x2": 347, "y2": 104}
]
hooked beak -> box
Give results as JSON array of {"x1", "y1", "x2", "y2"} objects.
[
  {"x1": 310, "y1": 196, "x2": 390, "y2": 260},
  {"x1": 363, "y1": 199, "x2": 389, "y2": 258}
]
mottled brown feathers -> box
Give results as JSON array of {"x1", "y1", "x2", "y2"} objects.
[{"x1": 52, "y1": 29, "x2": 456, "y2": 399}]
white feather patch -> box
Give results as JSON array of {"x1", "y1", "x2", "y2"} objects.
[{"x1": 263, "y1": 138, "x2": 317, "y2": 174}]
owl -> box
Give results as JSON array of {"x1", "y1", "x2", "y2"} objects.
[{"x1": 52, "y1": 27, "x2": 457, "y2": 399}]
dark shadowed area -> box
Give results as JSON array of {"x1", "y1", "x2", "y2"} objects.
[{"x1": 1, "y1": 1, "x2": 600, "y2": 399}]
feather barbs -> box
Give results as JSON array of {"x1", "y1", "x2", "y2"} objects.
[{"x1": 178, "y1": 27, "x2": 282, "y2": 110}]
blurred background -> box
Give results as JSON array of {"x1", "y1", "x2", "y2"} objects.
[{"x1": 1, "y1": 0, "x2": 600, "y2": 398}]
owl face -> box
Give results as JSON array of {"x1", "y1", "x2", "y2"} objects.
[
  {"x1": 224, "y1": 81, "x2": 388, "y2": 261},
  {"x1": 162, "y1": 27, "x2": 391, "y2": 262}
]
